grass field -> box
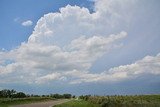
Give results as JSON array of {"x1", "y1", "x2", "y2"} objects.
[
  {"x1": 0, "y1": 97, "x2": 53, "y2": 107},
  {"x1": 87, "y1": 95, "x2": 160, "y2": 107},
  {"x1": 54, "y1": 95, "x2": 160, "y2": 107},
  {"x1": 54, "y1": 100, "x2": 100, "y2": 107}
]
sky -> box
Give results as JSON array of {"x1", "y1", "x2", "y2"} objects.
[{"x1": 0, "y1": 0, "x2": 160, "y2": 95}]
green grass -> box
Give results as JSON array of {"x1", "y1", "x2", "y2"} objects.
[
  {"x1": 0, "y1": 104, "x2": 8, "y2": 107},
  {"x1": 54, "y1": 100, "x2": 100, "y2": 107},
  {"x1": 88, "y1": 95, "x2": 160, "y2": 107},
  {"x1": 58, "y1": 95, "x2": 160, "y2": 107},
  {"x1": 0, "y1": 97, "x2": 53, "y2": 107}
]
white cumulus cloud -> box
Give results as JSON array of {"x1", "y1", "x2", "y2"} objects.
[{"x1": 0, "y1": 0, "x2": 159, "y2": 85}]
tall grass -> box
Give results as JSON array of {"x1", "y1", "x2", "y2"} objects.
[{"x1": 87, "y1": 95, "x2": 160, "y2": 107}]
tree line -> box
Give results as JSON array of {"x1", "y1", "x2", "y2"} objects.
[
  {"x1": 0, "y1": 89, "x2": 26, "y2": 98},
  {"x1": 0, "y1": 89, "x2": 73, "y2": 99}
]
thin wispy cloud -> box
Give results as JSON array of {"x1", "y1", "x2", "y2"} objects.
[
  {"x1": 21, "y1": 20, "x2": 33, "y2": 26},
  {"x1": 14, "y1": 17, "x2": 20, "y2": 22}
]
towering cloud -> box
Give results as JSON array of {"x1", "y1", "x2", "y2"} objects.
[{"x1": 0, "y1": 0, "x2": 159, "y2": 85}]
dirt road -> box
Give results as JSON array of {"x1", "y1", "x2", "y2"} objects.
[{"x1": 10, "y1": 99, "x2": 70, "y2": 107}]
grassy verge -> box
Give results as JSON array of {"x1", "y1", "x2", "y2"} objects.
[
  {"x1": 0, "y1": 97, "x2": 54, "y2": 107},
  {"x1": 53, "y1": 99, "x2": 100, "y2": 107},
  {"x1": 54, "y1": 95, "x2": 160, "y2": 107}
]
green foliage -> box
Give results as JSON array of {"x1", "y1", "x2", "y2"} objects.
[
  {"x1": 72, "y1": 95, "x2": 76, "y2": 98},
  {"x1": 0, "y1": 89, "x2": 26, "y2": 98},
  {"x1": 0, "y1": 89, "x2": 73, "y2": 107},
  {"x1": 50, "y1": 93, "x2": 72, "y2": 99},
  {"x1": 51, "y1": 94, "x2": 63, "y2": 99},
  {"x1": 78, "y1": 95, "x2": 160, "y2": 107},
  {"x1": 0, "y1": 89, "x2": 16, "y2": 98},
  {"x1": 0, "y1": 104, "x2": 8, "y2": 107},
  {"x1": 63, "y1": 94, "x2": 72, "y2": 99},
  {"x1": 12, "y1": 92, "x2": 26, "y2": 98},
  {"x1": 54, "y1": 100, "x2": 100, "y2": 107},
  {"x1": 0, "y1": 97, "x2": 52, "y2": 107},
  {"x1": 79, "y1": 95, "x2": 91, "y2": 101},
  {"x1": 1, "y1": 89, "x2": 160, "y2": 107}
]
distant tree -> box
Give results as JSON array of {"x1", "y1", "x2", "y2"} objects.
[
  {"x1": 10, "y1": 89, "x2": 16, "y2": 98},
  {"x1": 0, "y1": 89, "x2": 17, "y2": 98},
  {"x1": 0, "y1": 89, "x2": 9, "y2": 98},
  {"x1": 42, "y1": 95, "x2": 46, "y2": 97},
  {"x1": 51, "y1": 94, "x2": 63, "y2": 99},
  {"x1": 13, "y1": 92, "x2": 26, "y2": 98},
  {"x1": 63, "y1": 94, "x2": 72, "y2": 99},
  {"x1": 0, "y1": 90, "x2": 3, "y2": 98},
  {"x1": 72, "y1": 95, "x2": 76, "y2": 98}
]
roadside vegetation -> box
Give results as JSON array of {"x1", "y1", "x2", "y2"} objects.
[
  {"x1": 54, "y1": 100, "x2": 100, "y2": 107},
  {"x1": 1, "y1": 89, "x2": 160, "y2": 107},
  {"x1": 0, "y1": 97, "x2": 52, "y2": 107},
  {"x1": 54, "y1": 95, "x2": 160, "y2": 107},
  {"x1": 0, "y1": 89, "x2": 73, "y2": 107}
]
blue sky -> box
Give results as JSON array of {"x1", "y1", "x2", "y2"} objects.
[
  {"x1": 0, "y1": 0, "x2": 94, "y2": 50},
  {"x1": 0, "y1": 0, "x2": 160, "y2": 95}
]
